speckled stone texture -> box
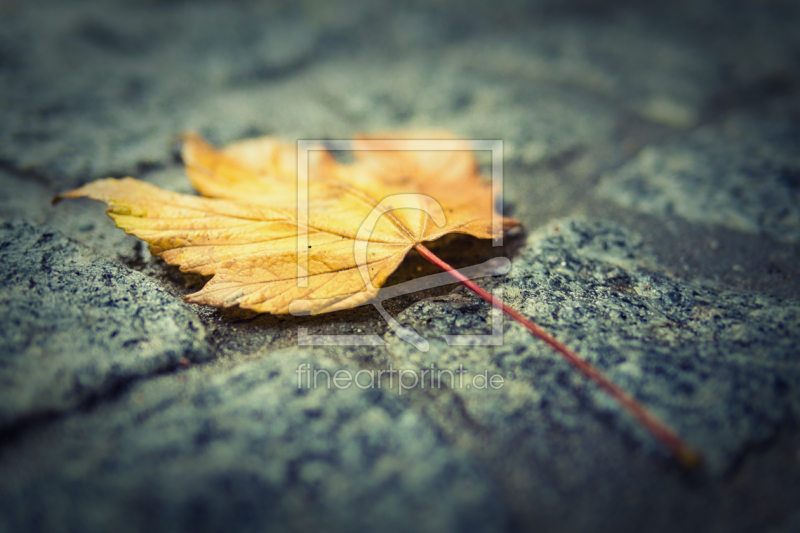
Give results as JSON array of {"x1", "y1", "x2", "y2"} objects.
[
  {"x1": 389, "y1": 220, "x2": 800, "y2": 477},
  {"x1": 0, "y1": 220, "x2": 211, "y2": 430},
  {"x1": 1, "y1": 0, "x2": 800, "y2": 532}
]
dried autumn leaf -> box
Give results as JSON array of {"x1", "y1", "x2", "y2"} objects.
[
  {"x1": 55, "y1": 131, "x2": 518, "y2": 315},
  {"x1": 54, "y1": 130, "x2": 701, "y2": 468}
]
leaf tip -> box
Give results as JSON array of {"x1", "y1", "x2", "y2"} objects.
[
  {"x1": 50, "y1": 186, "x2": 87, "y2": 206},
  {"x1": 179, "y1": 130, "x2": 209, "y2": 156}
]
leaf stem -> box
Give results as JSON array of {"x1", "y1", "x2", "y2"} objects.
[{"x1": 413, "y1": 243, "x2": 701, "y2": 469}]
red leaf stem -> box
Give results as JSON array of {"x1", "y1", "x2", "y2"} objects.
[{"x1": 414, "y1": 243, "x2": 701, "y2": 469}]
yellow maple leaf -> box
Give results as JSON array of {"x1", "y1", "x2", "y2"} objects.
[
  {"x1": 55, "y1": 131, "x2": 518, "y2": 315},
  {"x1": 53, "y1": 130, "x2": 702, "y2": 467}
]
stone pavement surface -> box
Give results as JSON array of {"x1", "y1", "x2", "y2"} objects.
[{"x1": 1, "y1": 1, "x2": 799, "y2": 532}]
